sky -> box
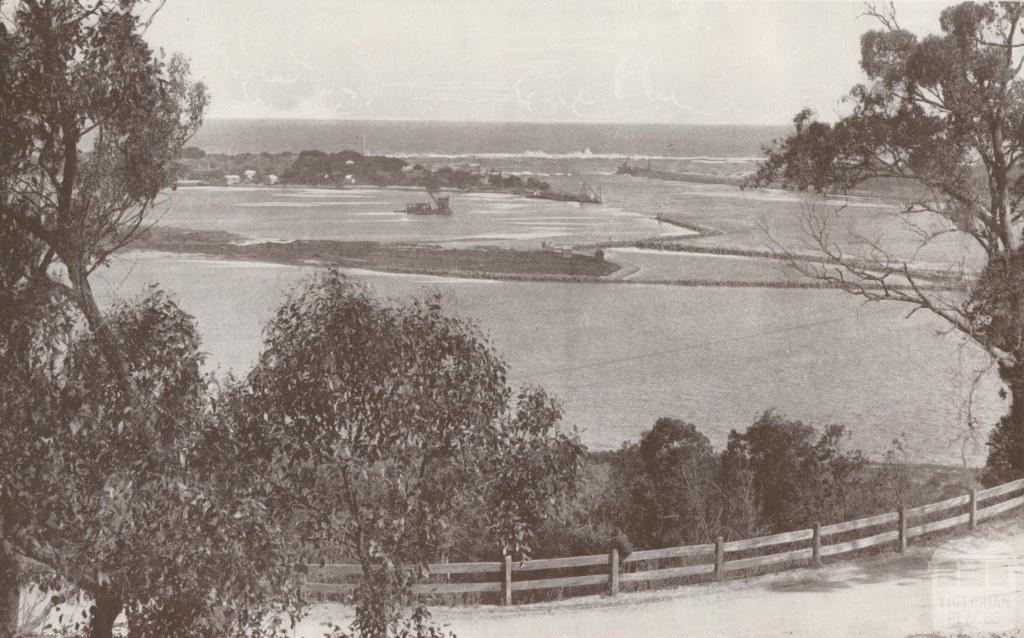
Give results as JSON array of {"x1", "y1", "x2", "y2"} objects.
[{"x1": 145, "y1": 1, "x2": 958, "y2": 125}]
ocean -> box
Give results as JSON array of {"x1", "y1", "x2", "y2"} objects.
[{"x1": 189, "y1": 119, "x2": 788, "y2": 159}]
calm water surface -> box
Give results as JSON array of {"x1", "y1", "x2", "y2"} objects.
[
  {"x1": 142, "y1": 122, "x2": 1002, "y2": 465},
  {"x1": 96, "y1": 252, "x2": 1003, "y2": 466},
  {"x1": 158, "y1": 186, "x2": 681, "y2": 247}
]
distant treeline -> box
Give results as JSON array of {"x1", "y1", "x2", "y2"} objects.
[{"x1": 174, "y1": 146, "x2": 551, "y2": 192}]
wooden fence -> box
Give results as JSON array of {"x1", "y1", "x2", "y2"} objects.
[{"x1": 304, "y1": 477, "x2": 1024, "y2": 606}]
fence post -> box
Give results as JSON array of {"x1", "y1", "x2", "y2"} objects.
[
  {"x1": 714, "y1": 536, "x2": 725, "y2": 581},
  {"x1": 812, "y1": 523, "x2": 822, "y2": 567},
  {"x1": 503, "y1": 555, "x2": 512, "y2": 606},
  {"x1": 969, "y1": 488, "x2": 978, "y2": 529},
  {"x1": 608, "y1": 547, "x2": 619, "y2": 596},
  {"x1": 897, "y1": 505, "x2": 907, "y2": 553}
]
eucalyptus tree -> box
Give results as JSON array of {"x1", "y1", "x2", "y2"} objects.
[
  {"x1": 0, "y1": 0, "x2": 210, "y2": 635},
  {"x1": 1, "y1": 267, "x2": 305, "y2": 638},
  {"x1": 234, "y1": 271, "x2": 582, "y2": 638},
  {"x1": 751, "y1": 2, "x2": 1024, "y2": 481},
  {"x1": 0, "y1": 0, "x2": 206, "y2": 375}
]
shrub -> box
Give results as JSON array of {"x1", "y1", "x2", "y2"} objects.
[
  {"x1": 723, "y1": 410, "x2": 866, "y2": 531},
  {"x1": 982, "y1": 414, "x2": 1024, "y2": 486},
  {"x1": 600, "y1": 419, "x2": 723, "y2": 548}
]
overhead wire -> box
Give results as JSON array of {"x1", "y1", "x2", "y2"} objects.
[{"x1": 515, "y1": 304, "x2": 899, "y2": 384}]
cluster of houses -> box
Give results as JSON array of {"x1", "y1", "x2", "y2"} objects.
[
  {"x1": 174, "y1": 148, "x2": 293, "y2": 187},
  {"x1": 176, "y1": 170, "x2": 279, "y2": 187},
  {"x1": 223, "y1": 170, "x2": 278, "y2": 186}
]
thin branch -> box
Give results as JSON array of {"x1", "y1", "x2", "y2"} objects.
[{"x1": 763, "y1": 199, "x2": 1016, "y2": 368}]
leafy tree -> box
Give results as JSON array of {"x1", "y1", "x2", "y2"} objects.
[
  {"x1": 714, "y1": 447, "x2": 763, "y2": 541},
  {"x1": 749, "y1": 2, "x2": 1024, "y2": 483},
  {"x1": 0, "y1": 1, "x2": 206, "y2": 633},
  {"x1": 1, "y1": 290, "x2": 301, "y2": 638},
  {"x1": 602, "y1": 419, "x2": 721, "y2": 548},
  {"x1": 0, "y1": 0, "x2": 206, "y2": 376},
  {"x1": 231, "y1": 271, "x2": 581, "y2": 637},
  {"x1": 724, "y1": 410, "x2": 865, "y2": 532},
  {"x1": 636, "y1": 419, "x2": 718, "y2": 546},
  {"x1": 482, "y1": 388, "x2": 584, "y2": 561},
  {"x1": 0, "y1": 218, "x2": 71, "y2": 638}
]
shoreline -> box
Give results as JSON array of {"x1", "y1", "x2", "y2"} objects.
[
  {"x1": 128, "y1": 227, "x2": 619, "y2": 281},
  {"x1": 125, "y1": 227, "x2": 957, "y2": 290},
  {"x1": 174, "y1": 182, "x2": 536, "y2": 196}
]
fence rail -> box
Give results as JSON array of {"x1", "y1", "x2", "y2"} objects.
[{"x1": 304, "y1": 477, "x2": 1024, "y2": 605}]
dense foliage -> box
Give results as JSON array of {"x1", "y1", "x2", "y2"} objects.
[
  {"x1": 0, "y1": 286, "x2": 302, "y2": 638},
  {"x1": 224, "y1": 271, "x2": 582, "y2": 637},
  {"x1": 179, "y1": 148, "x2": 551, "y2": 192},
  {"x1": 608, "y1": 418, "x2": 722, "y2": 547},
  {"x1": 723, "y1": 411, "x2": 867, "y2": 532},
  {"x1": 494, "y1": 409, "x2": 935, "y2": 567},
  {"x1": 1, "y1": 1, "x2": 208, "y2": 636},
  {"x1": 284, "y1": 150, "x2": 408, "y2": 185},
  {"x1": 606, "y1": 412, "x2": 866, "y2": 543}
]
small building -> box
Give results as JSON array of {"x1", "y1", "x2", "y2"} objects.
[
  {"x1": 224, "y1": 174, "x2": 241, "y2": 186},
  {"x1": 243, "y1": 169, "x2": 257, "y2": 182},
  {"x1": 344, "y1": 174, "x2": 356, "y2": 185},
  {"x1": 265, "y1": 174, "x2": 279, "y2": 185}
]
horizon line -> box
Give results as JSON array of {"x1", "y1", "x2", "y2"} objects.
[{"x1": 200, "y1": 116, "x2": 793, "y2": 128}]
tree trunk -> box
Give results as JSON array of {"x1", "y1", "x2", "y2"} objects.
[
  {"x1": 89, "y1": 593, "x2": 121, "y2": 638},
  {"x1": 0, "y1": 542, "x2": 19, "y2": 638},
  {"x1": 65, "y1": 259, "x2": 129, "y2": 383}
]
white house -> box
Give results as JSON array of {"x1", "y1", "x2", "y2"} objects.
[{"x1": 224, "y1": 174, "x2": 241, "y2": 186}]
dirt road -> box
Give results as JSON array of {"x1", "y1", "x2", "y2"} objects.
[{"x1": 296, "y1": 516, "x2": 1024, "y2": 638}]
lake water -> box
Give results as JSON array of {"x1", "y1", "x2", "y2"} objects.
[
  {"x1": 114, "y1": 121, "x2": 1007, "y2": 466},
  {"x1": 159, "y1": 186, "x2": 682, "y2": 248},
  {"x1": 96, "y1": 251, "x2": 1003, "y2": 466}
]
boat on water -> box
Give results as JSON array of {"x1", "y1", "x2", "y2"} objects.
[
  {"x1": 526, "y1": 182, "x2": 602, "y2": 204},
  {"x1": 400, "y1": 188, "x2": 451, "y2": 215}
]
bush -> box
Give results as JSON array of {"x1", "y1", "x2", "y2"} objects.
[
  {"x1": 722, "y1": 410, "x2": 866, "y2": 532},
  {"x1": 599, "y1": 418, "x2": 761, "y2": 549},
  {"x1": 982, "y1": 413, "x2": 1024, "y2": 486},
  {"x1": 632, "y1": 419, "x2": 718, "y2": 546}
]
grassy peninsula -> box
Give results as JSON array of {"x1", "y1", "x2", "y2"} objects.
[{"x1": 129, "y1": 227, "x2": 619, "y2": 280}]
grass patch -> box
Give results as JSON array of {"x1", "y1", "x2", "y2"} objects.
[{"x1": 129, "y1": 227, "x2": 620, "y2": 280}]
